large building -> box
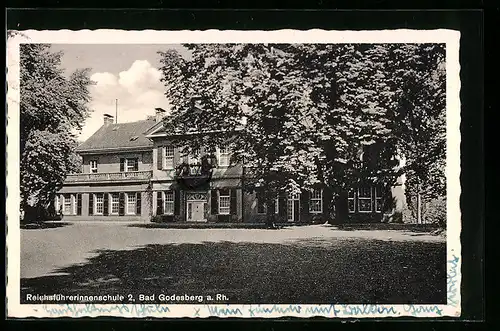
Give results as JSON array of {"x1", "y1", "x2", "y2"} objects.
[{"x1": 56, "y1": 109, "x2": 405, "y2": 223}]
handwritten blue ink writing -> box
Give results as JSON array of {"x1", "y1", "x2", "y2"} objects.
[
  {"x1": 205, "y1": 305, "x2": 243, "y2": 316},
  {"x1": 248, "y1": 304, "x2": 303, "y2": 316},
  {"x1": 403, "y1": 305, "x2": 443, "y2": 316},
  {"x1": 447, "y1": 255, "x2": 460, "y2": 307},
  {"x1": 304, "y1": 305, "x2": 340, "y2": 316},
  {"x1": 43, "y1": 303, "x2": 170, "y2": 317},
  {"x1": 341, "y1": 304, "x2": 398, "y2": 316}
]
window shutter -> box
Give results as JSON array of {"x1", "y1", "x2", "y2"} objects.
[
  {"x1": 103, "y1": 193, "x2": 109, "y2": 216},
  {"x1": 156, "y1": 192, "x2": 164, "y2": 215},
  {"x1": 278, "y1": 195, "x2": 287, "y2": 217},
  {"x1": 301, "y1": 191, "x2": 309, "y2": 214},
  {"x1": 89, "y1": 193, "x2": 94, "y2": 215},
  {"x1": 51, "y1": 196, "x2": 56, "y2": 217},
  {"x1": 256, "y1": 191, "x2": 263, "y2": 213},
  {"x1": 136, "y1": 192, "x2": 142, "y2": 215},
  {"x1": 119, "y1": 193, "x2": 125, "y2": 216},
  {"x1": 157, "y1": 147, "x2": 163, "y2": 170},
  {"x1": 120, "y1": 158, "x2": 125, "y2": 172},
  {"x1": 76, "y1": 194, "x2": 82, "y2": 215},
  {"x1": 173, "y1": 147, "x2": 179, "y2": 167},
  {"x1": 53, "y1": 196, "x2": 58, "y2": 215},
  {"x1": 323, "y1": 189, "x2": 332, "y2": 219},
  {"x1": 57, "y1": 194, "x2": 63, "y2": 213},
  {"x1": 230, "y1": 189, "x2": 237, "y2": 215},
  {"x1": 294, "y1": 199, "x2": 301, "y2": 222},
  {"x1": 174, "y1": 189, "x2": 180, "y2": 215},
  {"x1": 211, "y1": 189, "x2": 218, "y2": 215},
  {"x1": 134, "y1": 158, "x2": 139, "y2": 171}
]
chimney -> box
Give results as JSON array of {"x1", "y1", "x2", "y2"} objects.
[
  {"x1": 155, "y1": 107, "x2": 167, "y2": 122},
  {"x1": 103, "y1": 113, "x2": 114, "y2": 127}
]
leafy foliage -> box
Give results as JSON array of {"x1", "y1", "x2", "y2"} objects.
[
  {"x1": 386, "y1": 44, "x2": 446, "y2": 201},
  {"x1": 158, "y1": 43, "x2": 446, "y2": 223},
  {"x1": 20, "y1": 44, "x2": 93, "y2": 220}
]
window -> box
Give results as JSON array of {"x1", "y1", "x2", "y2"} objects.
[
  {"x1": 219, "y1": 190, "x2": 230, "y2": 215},
  {"x1": 110, "y1": 193, "x2": 120, "y2": 214},
  {"x1": 186, "y1": 148, "x2": 201, "y2": 175},
  {"x1": 348, "y1": 190, "x2": 356, "y2": 213},
  {"x1": 358, "y1": 187, "x2": 372, "y2": 212},
  {"x1": 187, "y1": 148, "x2": 201, "y2": 164},
  {"x1": 164, "y1": 191, "x2": 174, "y2": 215},
  {"x1": 95, "y1": 193, "x2": 104, "y2": 215},
  {"x1": 164, "y1": 146, "x2": 174, "y2": 169},
  {"x1": 63, "y1": 194, "x2": 72, "y2": 215},
  {"x1": 90, "y1": 160, "x2": 98, "y2": 173},
  {"x1": 375, "y1": 186, "x2": 383, "y2": 212},
  {"x1": 257, "y1": 195, "x2": 266, "y2": 214},
  {"x1": 258, "y1": 195, "x2": 279, "y2": 214},
  {"x1": 125, "y1": 158, "x2": 137, "y2": 172},
  {"x1": 218, "y1": 147, "x2": 230, "y2": 167},
  {"x1": 126, "y1": 193, "x2": 136, "y2": 215},
  {"x1": 309, "y1": 189, "x2": 323, "y2": 213}
]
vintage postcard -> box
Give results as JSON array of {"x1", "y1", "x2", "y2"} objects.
[{"x1": 6, "y1": 29, "x2": 461, "y2": 318}]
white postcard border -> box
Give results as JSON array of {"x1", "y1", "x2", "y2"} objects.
[{"x1": 6, "y1": 29, "x2": 461, "y2": 319}]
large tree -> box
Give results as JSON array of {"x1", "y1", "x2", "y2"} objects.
[
  {"x1": 384, "y1": 44, "x2": 446, "y2": 223},
  {"x1": 292, "y1": 44, "x2": 402, "y2": 222},
  {"x1": 158, "y1": 43, "x2": 446, "y2": 224},
  {"x1": 20, "y1": 44, "x2": 93, "y2": 221},
  {"x1": 159, "y1": 44, "x2": 326, "y2": 225}
]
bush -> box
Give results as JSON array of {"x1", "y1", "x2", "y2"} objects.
[
  {"x1": 308, "y1": 214, "x2": 326, "y2": 224},
  {"x1": 151, "y1": 215, "x2": 181, "y2": 223},
  {"x1": 382, "y1": 211, "x2": 403, "y2": 223},
  {"x1": 424, "y1": 197, "x2": 446, "y2": 227},
  {"x1": 22, "y1": 205, "x2": 62, "y2": 224},
  {"x1": 402, "y1": 196, "x2": 446, "y2": 227}
]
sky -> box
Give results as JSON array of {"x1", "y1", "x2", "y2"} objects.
[{"x1": 51, "y1": 44, "x2": 191, "y2": 141}]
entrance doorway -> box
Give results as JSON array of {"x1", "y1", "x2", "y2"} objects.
[{"x1": 186, "y1": 192, "x2": 208, "y2": 222}]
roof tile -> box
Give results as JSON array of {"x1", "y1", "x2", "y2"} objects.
[{"x1": 77, "y1": 118, "x2": 156, "y2": 152}]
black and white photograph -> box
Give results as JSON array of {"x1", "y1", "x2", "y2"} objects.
[{"x1": 6, "y1": 30, "x2": 461, "y2": 318}]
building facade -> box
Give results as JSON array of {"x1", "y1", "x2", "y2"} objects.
[{"x1": 56, "y1": 109, "x2": 405, "y2": 223}]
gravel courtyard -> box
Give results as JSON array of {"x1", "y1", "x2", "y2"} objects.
[{"x1": 20, "y1": 222, "x2": 446, "y2": 304}]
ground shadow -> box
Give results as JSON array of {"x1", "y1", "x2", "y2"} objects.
[
  {"x1": 21, "y1": 222, "x2": 73, "y2": 230},
  {"x1": 333, "y1": 223, "x2": 441, "y2": 234},
  {"x1": 128, "y1": 223, "x2": 314, "y2": 230},
  {"x1": 21, "y1": 239, "x2": 446, "y2": 305}
]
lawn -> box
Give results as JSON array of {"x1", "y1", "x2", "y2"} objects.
[{"x1": 20, "y1": 223, "x2": 446, "y2": 304}]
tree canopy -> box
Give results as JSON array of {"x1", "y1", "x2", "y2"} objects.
[
  {"x1": 158, "y1": 43, "x2": 446, "y2": 222},
  {"x1": 20, "y1": 44, "x2": 93, "y2": 220}
]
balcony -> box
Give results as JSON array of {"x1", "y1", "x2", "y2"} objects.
[
  {"x1": 175, "y1": 162, "x2": 214, "y2": 189},
  {"x1": 65, "y1": 170, "x2": 153, "y2": 184}
]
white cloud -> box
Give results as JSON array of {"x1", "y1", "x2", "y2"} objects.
[{"x1": 77, "y1": 60, "x2": 170, "y2": 141}]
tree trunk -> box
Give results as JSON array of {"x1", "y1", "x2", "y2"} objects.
[
  {"x1": 416, "y1": 182, "x2": 422, "y2": 224},
  {"x1": 333, "y1": 191, "x2": 348, "y2": 224},
  {"x1": 265, "y1": 192, "x2": 276, "y2": 228},
  {"x1": 323, "y1": 188, "x2": 334, "y2": 225}
]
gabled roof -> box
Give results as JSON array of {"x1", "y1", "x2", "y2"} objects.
[{"x1": 77, "y1": 118, "x2": 157, "y2": 153}]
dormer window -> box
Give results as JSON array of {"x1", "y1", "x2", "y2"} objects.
[
  {"x1": 90, "y1": 160, "x2": 98, "y2": 173},
  {"x1": 126, "y1": 158, "x2": 137, "y2": 172},
  {"x1": 120, "y1": 158, "x2": 139, "y2": 172}
]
